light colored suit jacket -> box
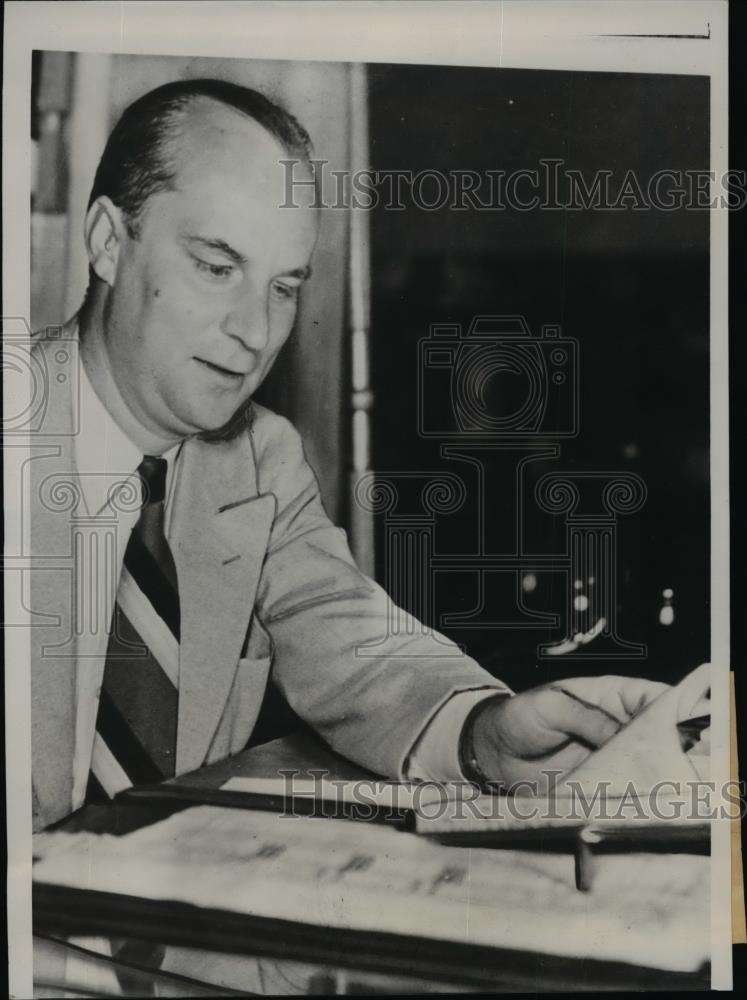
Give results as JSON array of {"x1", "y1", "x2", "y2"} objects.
[{"x1": 29, "y1": 332, "x2": 506, "y2": 830}]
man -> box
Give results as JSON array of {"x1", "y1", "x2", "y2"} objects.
[{"x1": 30, "y1": 78, "x2": 666, "y2": 832}]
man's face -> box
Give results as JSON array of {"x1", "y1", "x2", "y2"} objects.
[{"x1": 100, "y1": 101, "x2": 318, "y2": 439}]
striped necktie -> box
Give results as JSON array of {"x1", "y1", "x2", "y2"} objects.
[{"x1": 87, "y1": 455, "x2": 180, "y2": 801}]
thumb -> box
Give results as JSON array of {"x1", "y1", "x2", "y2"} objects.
[{"x1": 542, "y1": 686, "x2": 623, "y2": 748}]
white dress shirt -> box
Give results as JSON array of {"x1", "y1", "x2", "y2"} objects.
[
  {"x1": 70, "y1": 349, "x2": 499, "y2": 806},
  {"x1": 70, "y1": 354, "x2": 182, "y2": 806}
]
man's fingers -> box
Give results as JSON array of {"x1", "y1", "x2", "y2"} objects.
[
  {"x1": 613, "y1": 677, "x2": 670, "y2": 718},
  {"x1": 555, "y1": 675, "x2": 670, "y2": 723},
  {"x1": 540, "y1": 686, "x2": 623, "y2": 748},
  {"x1": 490, "y1": 676, "x2": 671, "y2": 767}
]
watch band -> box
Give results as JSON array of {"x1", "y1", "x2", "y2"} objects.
[{"x1": 457, "y1": 693, "x2": 511, "y2": 793}]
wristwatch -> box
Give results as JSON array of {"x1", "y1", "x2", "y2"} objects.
[{"x1": 458, "y1": 694, "x2": 511, "y2": 793}]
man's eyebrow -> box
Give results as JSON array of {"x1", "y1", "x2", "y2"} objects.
[
  {"x1": 182, "y1": 235, "x2": 246, "y2": 264},
  {"x1": 182, "y1": 236, "x2": 311, "y2": 280}
]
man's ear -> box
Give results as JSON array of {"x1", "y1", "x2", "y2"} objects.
[{"x1": 84, "y1": 197, "x2": 125, "y2": 286}]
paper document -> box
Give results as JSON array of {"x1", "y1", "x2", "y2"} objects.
[
  {"x1": 561, "y1": 662, "x2": 711, "y2": 797},
  {"x1": 220, "y1": 775, "x2": 453, "y2": 810}
]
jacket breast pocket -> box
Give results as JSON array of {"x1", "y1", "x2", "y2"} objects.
[
  {"x1": 240, "y1": 612, "x2": 274, "y2": 665},
  {"x1": 207, "y1": 615, "x2": 275, "y2": 763}
]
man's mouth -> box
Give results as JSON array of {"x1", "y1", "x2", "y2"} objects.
[{"x1": 194, "y1": 358, "x2": 246, "y2": 380}]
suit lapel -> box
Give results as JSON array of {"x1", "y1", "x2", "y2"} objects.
[{"x1": 169, "y1": 434, "x2": 276, "y2": 773}]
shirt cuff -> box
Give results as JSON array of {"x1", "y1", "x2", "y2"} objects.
[{"x1": 406, "y1": 688, "x2": 511, "y2": 782}]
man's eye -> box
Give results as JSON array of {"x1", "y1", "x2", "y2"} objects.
[
  {"x1": 272, "y1": 280, "x2": 300, "y2": 302},
  {"x1": 194, "y1": 258, "x2": 236, "y2": 281}
]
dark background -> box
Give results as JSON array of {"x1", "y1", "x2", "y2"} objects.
[{"x1": 366, "y1": 65, "x2": 710, "y2": 690}]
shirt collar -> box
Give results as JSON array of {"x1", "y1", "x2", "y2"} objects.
[{"x1": 72, "y1": 322, "x2": 180, "y2": 517}]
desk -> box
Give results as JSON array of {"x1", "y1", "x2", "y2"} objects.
[{"x1": 33, "y1": 732, "x2": 711, "y2": 996}]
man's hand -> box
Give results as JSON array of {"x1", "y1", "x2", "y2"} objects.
[{"x1": 466, "y1": 675, "x2": 670, "y2": 790}]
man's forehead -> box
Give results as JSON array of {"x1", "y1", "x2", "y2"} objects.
[
  {"x1": 180, "y1": 98, "x2": 278, "y2": 150},
  {"x1": 169, "y1": 97, "x2": 316, "y2": 209}
]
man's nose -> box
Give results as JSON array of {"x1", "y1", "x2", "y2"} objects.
[{"x1": 221, "y1": 290, "x2": 270, "y2": 353}]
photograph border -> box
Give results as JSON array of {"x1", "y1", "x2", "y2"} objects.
[{"x1": 3, "y1": 2, "x2": 731, "y2": 995}]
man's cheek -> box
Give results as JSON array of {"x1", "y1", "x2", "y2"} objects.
[{"x1": 152, "y1": 290, "x2": 223, "y2": 343}]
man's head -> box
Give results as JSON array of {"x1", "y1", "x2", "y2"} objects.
[{"x1": 81, "y1": 79, "x2": 319, "y2": 442}]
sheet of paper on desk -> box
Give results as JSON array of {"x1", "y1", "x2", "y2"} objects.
[
  {"x1": 33, "y1": 802, "x2": 708, "y2": 973},
  {"x1": 560, "y1": 661, "x2": 711, "y2": 796},
  {"x1": 219, "y1": 774, "x2": 449, "y2": 809}
]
